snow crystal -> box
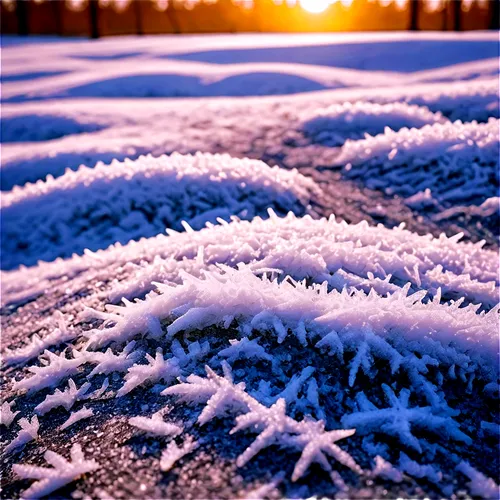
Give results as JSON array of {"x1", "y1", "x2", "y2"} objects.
[
  {"x1": 217, "y1": 337, "x2": 273, "y2": 364},
  {"x1": 300, "y1": 101, "x2": 445, "y2": 147},
  {"x1": 129, "y1": 413, "x2": 183, "y2": 437},
  {"x1": 335, "y1": 118, "x2": 499, "y2": 209},
  {"x1": 0, "y1": 400, "x2": 20, "y2": 428},
  {"x1": 35, "y1": 378, "x2": 91, "y2": 415},
  {"x1": 12, "y1": 443, "x2": 99, "y2": 499},
  {"x1": 160, "y1": 436, "x2": 199, "y2": 473},
  {"x1": 12, "y1": 349, "x2": 87, "y2": 394},
  {"x1": 166, "y1": 364, "x2": 360, "y2": 481},
  {"x1": 5, "y1": 416, "x2": 39, "y2": 454},
  {"x1": 341, "y1": 384, "x2": 471, "y2": 453},
  {"x1": 2, "y1": 311, "x2": 76, "y2": 367},
  {"x1": 371, "y1": 455, "x2": 403, "y2": 483},
  {"x1": 457, "y1": 461, "x2": 500, "y2": 499},
  {"x1": 117, "y1": 349, "x2": 180, "y2": 397},
  {"x1": 59, "y1": 406, "x2": 94, "y2": 430}
]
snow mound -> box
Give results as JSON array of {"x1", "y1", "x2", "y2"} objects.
[
  {"x1": 300, "y1": 102, "x2": 446, "y2": 147},
  {"x1": 0, "y1": 114, "x2": 106, "y2": 143},
  {"x1": 2, "y1": 212, "x2": 497, "y2": 312},
  {"x1": 335, "y1": 118, "x2": 499, "y2": 207},
  {"x1": 403, "y1": 79, "x2": 499, "y2": 124},
  {"x1": 0, "y1": 153, "x2": 318, "y2": 270}
]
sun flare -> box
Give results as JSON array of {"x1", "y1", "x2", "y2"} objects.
[{"x1": 299, "y1": 0, "x2": 331, "y2": 14}]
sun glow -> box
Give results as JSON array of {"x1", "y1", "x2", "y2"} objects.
[{"x1": 299, "y1": 0, "x2": 331, "y2": 14}]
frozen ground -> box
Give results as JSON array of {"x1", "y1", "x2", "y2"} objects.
[{"x1": 1, "y1": 33, "x2": 499, "y2": 500}]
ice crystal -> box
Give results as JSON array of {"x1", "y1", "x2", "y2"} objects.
[
  {"x1": 399, "y1": 452, "x2": 442, "y2": 484},
  {"x1": 456, "y1": 461, "x2": 500, "y2": 499},
  {"x1": 59, "y1": 406, "x2": 94, "y2": 430},
  {"x1": 12, "y1": 444, "x2": 99, "y2": 499},
  {"x1": 35, "y1": 379, "x2": 91, "y2": 415},
  {"x1": 3, "y1": 312, "x2": 76, "y2": 367},
  {"x1": 13, "y1": 349, "x2": 87, "y2": 394},
  {"x1": 87, "y1": 341, "x2": 141, "y2": 377},
  {"x1": 341, "y1": 384, "x2": 471, "y2": 453},
  {"x1": 371, "y1": 455, "x2": 403, "y2": 483},
  {"x1": 217, "y1": 337, "x2": 273, "y2": 364},
  {"x1": 117, "y1": 349, "x2": 180, "y2": 397},
  {"x1": 160, "y1": 436, "x2": 199, "y2": 473},
  {"x1": 5, "y1": 416, "x2": 40, "y2": 454},
  {"x1": 129, "y1": 413, "x2": 183, "y2": 437},
  {"x1": 335, "y1": 118, "x2": 499, "y2": 209},
  {"x1": 0, "y1": 400, "x2": 20, "y2": 428}
]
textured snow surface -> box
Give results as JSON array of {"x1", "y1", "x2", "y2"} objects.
[
  {"x1": 1, "y1": 33, "x2": 499, "y2": 500},
  {"x1": 1, "y1": 153, "x2": 317, "y2": 269},
  {"x1": 300, "y1": 102, "x2": 446, "y2": 146},
  {"x1": 335, "y1": 118, "x2": 499, "y2": 208},
  {"x1": 2, "y1": 213, "x2": 497, "y2": 312}
]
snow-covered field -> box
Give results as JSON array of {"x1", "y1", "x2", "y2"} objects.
[{"x1": 1, "y1": 32, "x2": 499, "y2": 499}]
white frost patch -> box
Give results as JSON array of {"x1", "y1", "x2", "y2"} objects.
[
  {"x1": 59, "y1": 406, "x2": 94, "y2": 430},
  {"x1": 129, "y1": 413, "x2": 183, "y2": 437},
  {"x1": 35, "y1": 378, "x2": 91, "y2": 416},
  {"x1": 457, "y1": 461, "x2": 500, "y2": 499},
  {"x1": 5, "y1": 416, "x2": 40, "y2": 454},
  {"x1": 12, "y1": 443, "x2": 99, "y2": 499},
  {"x1": 300, "y1": 101, "x2": 445, "y2": 146},
  {"x1": 1, "y1": 152, "x2": 318, "y2": 269},
  {"x1": 0, "y1": 401, "x2": 20, "y2": 428},
  {"x1": 160, "y1": 436, "x2": 199, "y2": 473},
  {"x1": 335, "y1": 118, "x2": 499, "y2": 208}
]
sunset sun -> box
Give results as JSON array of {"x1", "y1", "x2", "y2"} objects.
[{"x1": 300, "y1": 0, "x2": 331, "y2": 14}]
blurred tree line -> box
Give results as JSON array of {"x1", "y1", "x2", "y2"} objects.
[{"x1": 1, "y1": 0, "x2": 498, "y2": 37}]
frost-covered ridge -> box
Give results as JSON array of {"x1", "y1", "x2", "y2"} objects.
[
  {"x1": 2, "y1": 212, "x2": 497, "y2": 312},
  {"x1": 335, "y1": 118, "x2": 499, "y2": 207},
  {"x1": 300, "y1": 101, "x2": 446, "y2": 146},
  {"x1": 0, "y1": 153, "x2": 318, "y2": 269}
]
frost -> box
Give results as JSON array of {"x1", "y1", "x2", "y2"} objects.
[
  {"x1": 13, "y1": 349, "x2": 87, "y2": 394},
  {"x1": 117, "y1": 349, "x2": 180, "y2": 397},
  {"x1": 35, "y1": 379, "x2": 91, "y2": 415},
  {"x1": 457, "y1": 461, "x2": 500, "y2": 499},
  {"x1": 399, "y1": 452, "x2": 442, "y2": 484},
  {"x1": 59, "y1": 406, "x2": 94, "y2": 430},
  {"x1": 335, "y1": 118, "x2": 499, "y2": 210},
  {"x1": 3, "y1": 312, "x2": 76, "y2": 367},
  {"x1": 4, "y1": 213, "x2": 497, "y2": 313},
  {"x1": 12, "y1": 443, "x2": 99, "y2": 499},
  {"x1": 163, "y1": 362, "x2": 250, "y2": 425},
  {"x1": 160, "y1": 436, "x2": 199, "y2": 473},
  {"x1": 87, "y1": 341, "x2": 141, "y2": 377},
  {"x1": 301, "y1": 101, "x2": 445, "y2": 147},
  {"x1": 371, "y1": 455, "x2": 403, "y2": 483},
  {"x1": 5, "y1": 416, "x2": 40, "y2": 454},
  {"x1": 129, "y1": 413, "x2": 183, "y2": 437},
  {"x1": 217, "y1": 337, "x2": 273, "y2": 364},
  {"x1": 0, "y1": 400, "x2": 20, "y2": 428},
  {"x1": 1, "y1": 152, "x2": 318, "y2": 269},
  {"x1": 341, "y1": 384, "x2": 471, "y2": 453},
  {"x1": 166, "y1": 364, "x2": 360, "y2": 482}
]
